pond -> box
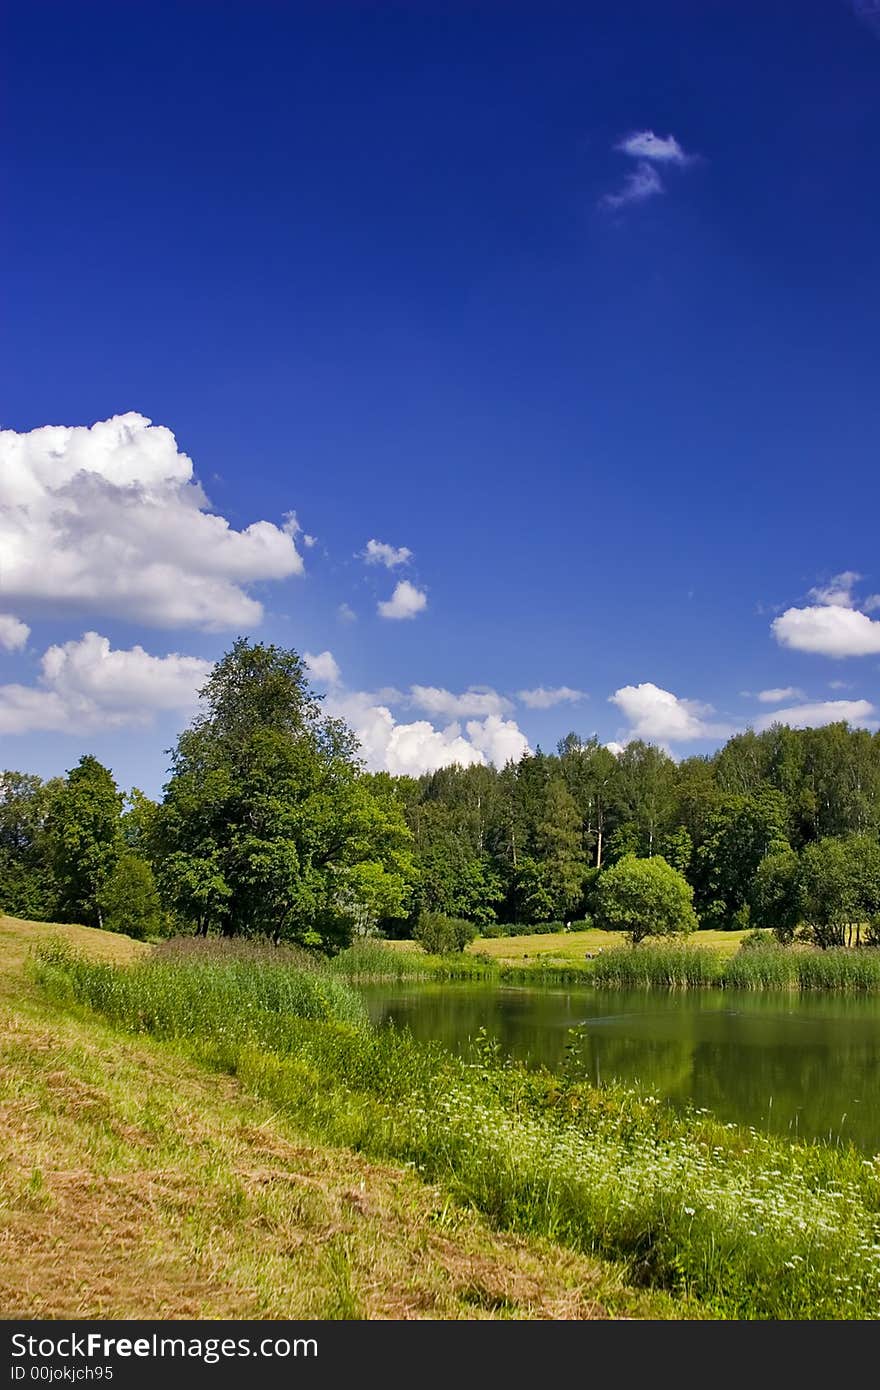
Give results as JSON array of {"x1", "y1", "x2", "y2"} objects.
[{"x1": 360, "y1": 981, "x2": 880, "y2": 1151}]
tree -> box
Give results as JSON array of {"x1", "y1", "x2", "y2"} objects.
[
  {"x1": 750, "y1": 846, "x2": 802, "y2": 943},
  {"x1": 46, "y1": 756, "x2": 124, "y2": 928},
  {"x1": 594, "y1": 854, "x2": 698, "y2": 945},
  {"x1": 694, "y1": 789, "x2": 789, "y2": 929},
  {"x1": 98, "y1": 853, "x2": 166, "y2": 940},
  {"x1": 535, "y1": 778, "x2": 588, "y2": 919},
  {"x1": 157, "y1": 639, "x2": 415, "y2": 949},
  {"x1": 796, "y1": 837, "x2": 876, "y2": 949},
  {"x1": 0, "y1": 771, "x2": 61, "y2": 920}
]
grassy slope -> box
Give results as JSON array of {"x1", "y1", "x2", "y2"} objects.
[
  {"x1": 0, "y1": 916, "x2": 684, "y2": 1321},
  {"x1": 469, "y1": 928, "x2": 750, "y2": 963}
]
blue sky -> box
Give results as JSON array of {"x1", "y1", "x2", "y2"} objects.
[{"x1": 2, "y1": 0, "x2": 880, "y2": 797}]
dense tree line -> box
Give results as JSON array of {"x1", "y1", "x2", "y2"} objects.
[{"x1": 2, "y1": 641, "x2": 880, "y2": 948}]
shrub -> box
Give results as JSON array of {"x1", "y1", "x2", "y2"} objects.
[
  {"x1": 413, "y1": 911, "x2": 478, "y2": 954},
  {"x1": 595, "y1": 855, "x2": 698, "y2": 945}
]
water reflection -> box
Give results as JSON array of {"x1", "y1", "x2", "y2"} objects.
[{"x1": 360, "y1": 983, "x2": 880, "y2": 1150}]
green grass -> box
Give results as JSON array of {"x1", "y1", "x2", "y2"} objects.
[
  {"x1": 469, "y1": 927, "x2": 751, "y2": 963},
  {"x1": 32, "y1": 937, "x2": 880, "y2": 1320},
  {"x1": 0, "y1": 916, "x2": 677, "y2": 1320},
  {"x1": 591, "y1": 943, "x2": 722, "y2": 989}
]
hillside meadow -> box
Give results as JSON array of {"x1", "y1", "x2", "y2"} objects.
[{"x1": 0, "y1": 915, "x2": 688, "y2": 1321}]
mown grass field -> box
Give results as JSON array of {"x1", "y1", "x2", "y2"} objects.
[
  {"x1": 0, "y1": 916, "x2": 683, "y2": 1320},
  {"x1": 467, "y1": 928, "x2": 751, "y2": 963}
]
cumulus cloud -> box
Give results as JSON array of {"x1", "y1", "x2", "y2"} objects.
[
  {"x1": 304, "y1": 650, "x2": 341, "y2": 687},
  {"x1": 772, "y1": 605, "x2": 880, "y2": 657},
  {"x1": 325, "y1": 687, "x2": 530, "y2": 776},
  {"x1": 616, "y1": 130, "x2": 692, "y2": 164},
  {"x1": 377, "y1": 580, "x2": 427, "y2": 620},
  {"x1": 0, "y1": 413, "x2": 303, "y2": 630},
  {"x1": 0, "y1": 631, "x2": 212, "y2": 734},
  {"x1": 610, "y1": 682, "x2": 731, "y2": 743},
  {"x1": 0, "y1": 615, "x2": 30, "y2": 652},
  {"x1": 464, "y1": 715, "x2": 530, "y2": 767},
  {"x1": 362, "y1": 539, "x2": 413, "y2": 568},
  {"x1": 601, "y1": 160, "x2": 664, "y2": 209},
  {"x1": 755, "y1": 699, "x2": 876, "y2": 732},
  {"x1": 604, "y1": 741, "x2": 626, "y2": 758},
  {"x1": 757, "y1": 687, "x2": 805, "y2": 704},
  {"x1": 771, "y1": 571, "x2": 880, "y2": 657},
  {"x1": 517, "y1": 685, "x2": 586, "y2": 709},
  {"x1": 410, "y1": 685, "x2": 513, "y2": 718}
]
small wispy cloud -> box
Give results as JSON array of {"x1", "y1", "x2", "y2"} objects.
[
  {"x1": 600, "y1": 128, "x2": 698, "y2": 210},
  {"x1": 757, "y1": 687, "x2": 805, "y2": 704},
  {"x1": 362, "y1": 539, "x2": 413, "y2": 569},
  {"x1": 615, "y1": 130, "x2": 693, "y2": 165},
  {"x1": 517, "y1": 685, "x2": 587, "y2": 709},
  {"x1": 601, "y1": 160, "x2": 664, "y2": 209}
]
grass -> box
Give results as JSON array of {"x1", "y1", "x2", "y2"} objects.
[
  {"x1": 469, "y1": 927, "x2": 750, "y2": 963},
  {"x1": 31, "y1": 931, "x2": 880, "y2": 1320},
  {"x1": 0, "y1": 916, "x2": 682, "y2": 1321}
]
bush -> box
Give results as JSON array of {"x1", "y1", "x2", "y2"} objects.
[
  {"x1": 595, "y1": 855, "x2": 698, "y2": 945},
  {"x1": 413, "y1": 911, "x2": 477, "y2": 954}
]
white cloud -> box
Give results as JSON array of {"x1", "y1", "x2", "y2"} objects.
[
  {"x1": 0, "y1": 631, "x2": 212, "y2": 734},
  {"x1": 829, "y1": 680, "x2": 851, "y2": 690},
  {"x1": 772, "y1": 605, "x2": 880, "y2": 657},
  {"x1": 304, "y1": 650, "x2": 341, "y2": 687},
  {"x1": 362, "y1": 539, "x2": 413, "y2": 568},
  {"x1": 410, "y1": 685, "x2": 513, "y2": 718},
  {"x1": 755, "y1": 699, "x2": 876, "y2": 732},
  {"x1": 377, "y1": 580, "x2": 427, "y2": 620},
  {"x1": 0, "y1": 615, "x2": 30, "y2": 652},
  {"x1": 808, "y1": 571, "x2": 861, "y2": 607},
  {"x1": 601, "y1": 160, "x2": 664, "y2": 209},
  {"x1": 863, "y1": 594, "x2": 880, "y2": 613},
  {"x1": 337, "y1": 603, "x2": 357, "y2": 624},
  {"x1": 517, "y1": 685, "x2": 586, "y2": 709},
  {"x1": 757, "y1": 686, "x2": 805, "y2": 704},
  {"x1": 325, "y1": 689, "x2": 530, "y2": 776},
  {"x1": 616, "y1": 130, "x2": 692, "y2": 164},
  {"x1": 604, "y1": 741, "x2": 625, "y2": 758},
  {"x1": 610, "y1": 682, "x2": 730, "y2": 743},
  {"x1": 465, "y1": 715, "x2": 531, "y2": 767},
  {"x1": 0, "y1": 413, "x2": 303, "y2": 630}
]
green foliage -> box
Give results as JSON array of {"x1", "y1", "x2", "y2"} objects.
[
  {"x1": 694, "y1": 789, "x2": 789, "y2": 929},
  {"x1": 35, "y1": 942, "x2": 880, "y2": 1320},
  {"x1": 97, "y1": 853, "x2": 166, "y2": 940},
  {"x1": 797, "y1": 835, "x2": 880, "y2": 949},
  {"x1": 750, "y1": 846, "x2": 802, "y2": 943},
  {"x1": 413, "y1": 911, "x2": 478, "y2": 954},
  {"x1": 156, "y1": 639, "x2": 415, "y2": 950},
  {"x1": 594, "y1": 855, "x2": 698, "y2": 945},
  {"x1": 46, "y1": 756, "x2": 124, "y2": 928},
  {"x1": 0, "y1": 771, "x2": 61, "y2": 920}
]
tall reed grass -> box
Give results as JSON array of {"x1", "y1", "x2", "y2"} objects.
[
  {"x1": 31, "y1": 938, "x2": 880, "y2": 1320},
  {"x1": 591, "y1": 943, "x2": 721, "y2": 989}
]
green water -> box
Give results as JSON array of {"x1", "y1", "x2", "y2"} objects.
[{"x1": 360, "y1": 982, "x2": 880, "y2": 1151}]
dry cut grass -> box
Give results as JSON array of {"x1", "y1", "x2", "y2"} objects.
[{"x1": 0, "y1": 916, "x2": 682, "y2": 1320}]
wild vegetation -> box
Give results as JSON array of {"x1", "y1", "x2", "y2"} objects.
[
  {"x1": 2, "y1": 640, "x2": 880, "y2": 957},
  {"x1": 2, "y1": 916, "x2": 673, "y2": 1320},
  {"x1": 31, "y1": 936, "x2": 880, "y2": 1320}
]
